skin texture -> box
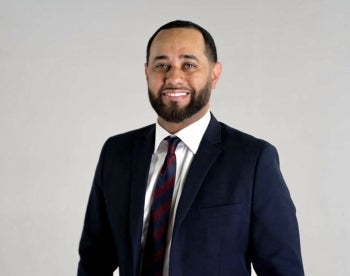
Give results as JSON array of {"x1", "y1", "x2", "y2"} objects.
[{"x1": 145, "y1": 28, "x2": 222, "y2": 134}]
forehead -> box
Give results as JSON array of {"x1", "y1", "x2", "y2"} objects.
[{"x1": 149, "y1": 28, "x2": 206, "y2": 57}]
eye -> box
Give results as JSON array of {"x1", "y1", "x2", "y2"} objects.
[
  {"x1": 183, "y1": 63, "x2": 196, "y2": 70},
  {"x1": 155, "y1": 64, "x2": 170, "y2": 71}
]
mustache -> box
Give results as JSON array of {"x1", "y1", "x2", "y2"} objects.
[{"x1": 160, "y1": 85, "x2": 193, "y2": 92}]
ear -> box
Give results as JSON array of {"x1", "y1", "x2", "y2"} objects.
[
  {"x1": 144, "y1": 63, "x2": 149, "y2": 80},
  {"x1": 210, "y1": 62, "x2": 222, "y2": 89}
]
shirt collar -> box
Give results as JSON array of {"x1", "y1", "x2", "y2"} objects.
[{"x1": 154, "y1": 110, "x2": 211, "y2": 154}]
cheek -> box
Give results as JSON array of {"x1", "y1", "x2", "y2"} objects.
[
  {"x1": 189, "y1": 75, "x2": 207, "y2": 90},
  {"x1": 147, "y1": 74, "x2": 164, "y2": 89}
]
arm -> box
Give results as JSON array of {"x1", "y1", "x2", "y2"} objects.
[
  {"x1": 251, "y1": 144, "x2": 304, "y2": 276},
  {"x1": 78, "y1": 141, "x2": 118, "y2": 276}
]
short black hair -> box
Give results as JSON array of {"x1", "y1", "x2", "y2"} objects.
[{"x1": 146, "y1": 20, "x2": 218, "y2": 64}]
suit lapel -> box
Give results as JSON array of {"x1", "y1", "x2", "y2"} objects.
[
  {"x1": 173, "y1": 115, "x2": 222, "y2": 234},
  {"x1": 129, "y1": 126, "x2": 155, "y2": 275}
]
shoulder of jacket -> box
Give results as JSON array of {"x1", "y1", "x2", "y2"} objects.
[
  {"x1": 218, "y1": 121, "x2": 274, "y2": 152},
  {"x1": 99, "y1": 124, "x2": 155, "y2": 152}
]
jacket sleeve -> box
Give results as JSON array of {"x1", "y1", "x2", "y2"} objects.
[
  {"x1": 78, "y1": 140, "x2": 118, "y2": 276},
  {"x1": 251, "y1": 144, "x2": 304, "y2": 276}
]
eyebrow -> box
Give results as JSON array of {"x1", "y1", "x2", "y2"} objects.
[{"x1": 152, "y1": 54, "x2": 199, "y2": 63}]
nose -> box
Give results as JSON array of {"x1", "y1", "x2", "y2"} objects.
[{"x1": 165, "y1": 67, "x2": 183, "y2": 86}]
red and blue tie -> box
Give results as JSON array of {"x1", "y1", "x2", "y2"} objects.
[{"x1": 141, "y1": 136, "x2": 181, "y2": 276}]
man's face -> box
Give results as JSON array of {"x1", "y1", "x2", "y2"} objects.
[{"x1": 145, "y1": 28, "x2": 221, "y2": 123}]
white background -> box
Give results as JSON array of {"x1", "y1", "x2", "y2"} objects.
[{"x1": 1, "y1": 0, "x2": 349, "y2": 275}]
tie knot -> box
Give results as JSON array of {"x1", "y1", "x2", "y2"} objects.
[{"x1": 166, "y1": 136, "x2": 181, "y2": 155}]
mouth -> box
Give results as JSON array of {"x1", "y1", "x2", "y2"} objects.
[{"x1": 162, "y1": 89, "x2": 191, "y2": 102}]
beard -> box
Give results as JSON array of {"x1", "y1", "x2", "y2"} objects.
[{"x1": 148, "y1": 81, "x2": 211, "y2": 123}]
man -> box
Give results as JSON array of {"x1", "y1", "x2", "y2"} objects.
[{"x1": 78, "y1": 20, "x2": 304, "y2": 276}]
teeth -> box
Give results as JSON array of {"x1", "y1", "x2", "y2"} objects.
[{"x1": 164, "y1": 92, "x2": 188, "y2": 97}]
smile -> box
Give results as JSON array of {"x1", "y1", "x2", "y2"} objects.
[
  {"x1": 161, "y1": 91, "x2": 190, "y2": 102},
  {"x1": 162, "y1": 91, "x2": 189, "y2": 97}
]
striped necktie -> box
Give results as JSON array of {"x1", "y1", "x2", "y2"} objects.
[{"x1": 141, "y1": 136, "x2": 181, "y2": 276}]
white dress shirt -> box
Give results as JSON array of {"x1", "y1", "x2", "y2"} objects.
[{"x1": 141, "y1": 111, "x2": 211, "y2": 276}]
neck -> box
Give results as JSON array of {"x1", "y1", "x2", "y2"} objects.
[{"x1": 158, "y1": 105, "x2": 209, "y2": 134}]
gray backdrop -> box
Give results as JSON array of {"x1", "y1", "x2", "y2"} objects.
[{"x1": 1, "y1": 0, "x2": 349, "y2": 275}]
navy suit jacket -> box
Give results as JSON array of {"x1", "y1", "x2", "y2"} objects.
[{"x1": 78, "y1": 115, "x2": 304, "y2": 276}]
